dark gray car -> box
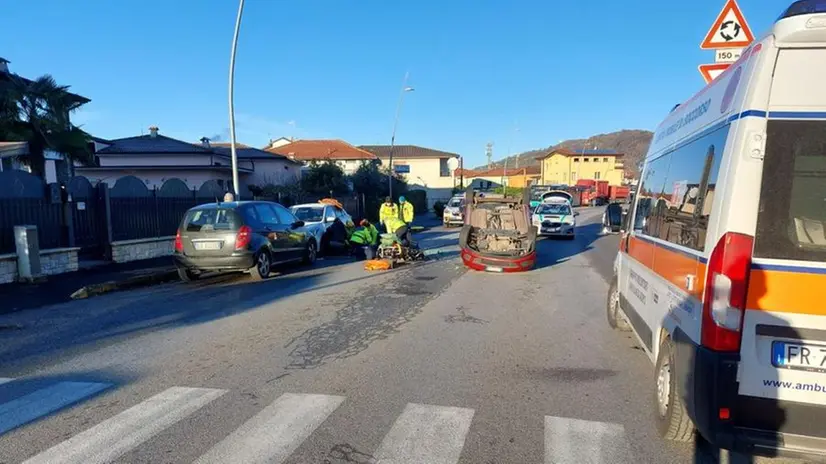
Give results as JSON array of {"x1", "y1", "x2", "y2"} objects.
[{"x1": 174, "y1": 201, "x2": 317, "y2": 282}]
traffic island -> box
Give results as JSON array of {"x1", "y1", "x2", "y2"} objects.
[{"x1": 70, "y1": 269, "x2": 179, "y2": 300}]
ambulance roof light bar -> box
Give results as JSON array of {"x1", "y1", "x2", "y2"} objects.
[{"x1": 779, "y1": 0, "x2": 826, "y2": 20}]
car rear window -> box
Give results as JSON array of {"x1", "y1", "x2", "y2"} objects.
[
  {"x1": 292, "y1": 206, "x2": 324, "y2": 222},
  {"x1": 754, "y1": 120, "x2": 826, "y2": 263},
  {"x1": 183, "y1": 208, "x2": 240, "y2": 232}
]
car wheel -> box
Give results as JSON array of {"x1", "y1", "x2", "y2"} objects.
[
  {"x1": 606, "y1": 279, "x2": 631, "y2": 331},
  {"x1": 303, "y1": 240, "x2": 317, "y2": 265},
  {"x1": 654, "y1": 337, "x2": 695, "y2": 442},
  {"x1": 177, "y1": 267, "x2": 199, "y2": 283},
  {"x1": 249, "y1": 250, "x2": 271, "y2": 281}
]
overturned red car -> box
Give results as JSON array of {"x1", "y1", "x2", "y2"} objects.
[{"x1": 459, "y1": 189, "x2": 537, "y2": 272}]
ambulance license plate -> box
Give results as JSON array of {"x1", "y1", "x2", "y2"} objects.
[
  {"x1": 772, "y1": 341, "x2": 826, "y2": 373},
  {"x1": 486, "y1": 266, "x2": 503, "y2": 273}
]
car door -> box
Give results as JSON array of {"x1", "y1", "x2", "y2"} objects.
[
  {"x1": 251, "y1": 203, "x2": 290, "y2": 263},
  {"x1": 272, "y1": 203, "x2": 306, "y2": 259}
]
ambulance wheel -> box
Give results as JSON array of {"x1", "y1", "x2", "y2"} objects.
[
  {"x1": 654, "y1": 338, "x2": 695, "y2": 442},
  {"x1": 606, "y1": 279, "x2": 630, "y2": 331}
]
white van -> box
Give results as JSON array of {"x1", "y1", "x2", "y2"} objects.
[{"x1": 609, "y1": 2, "x2": 826, "y2": 459}]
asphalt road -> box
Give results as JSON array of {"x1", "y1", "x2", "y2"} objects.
[{"x1": 0, "y1": 208, "x2": 798, "y2": 463}]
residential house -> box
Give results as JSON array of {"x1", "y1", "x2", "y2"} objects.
[
  {"x1": 267, "y1": 139, "x2": 376, "y2": 175},
  {"x1": 0, "y1": 58, "x2": 92, "y2": 183},
  {"x1": 266, "y1": 137, "x2": 294, "y2": 150},
  {"x1": 536, "y1": 148, "x2": 624, "y2": 186},
  {"x1": 75, "y1": 126, "x2": 301, "y2": 191},
  {"x1": 504, "y1": 165, "x2": 541, "y2": 188},
  {"x1": 358, "y1": 145, "x2": 460, "y2": 200}
]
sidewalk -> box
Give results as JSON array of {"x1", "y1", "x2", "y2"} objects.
[{"x1": 0, "y1": 257, "x2": 177, "y2": 315}]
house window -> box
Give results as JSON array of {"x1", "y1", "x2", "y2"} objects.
[
  {"x1": 584, "y1": 158, "x2": 590, "y2": 162},
  {"x1": 573, "y1": 158, "x2": 579, "y2": 162},
  {"x1": 393, "y1": 163, "x2": 410, "y2": 174},
  {"x1": 603, "y1": 157, "x2": 609, "y2": 162},
  {"x1": 594, "y1": 172, "x2": 600, "y2": 180},
  {"x1": 439, "y1": 158, "x2": 450, "y2": 177}
]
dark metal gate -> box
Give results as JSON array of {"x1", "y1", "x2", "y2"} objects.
[{"x1": 66, "y1": 176, "x2": 105, "y2": 259}]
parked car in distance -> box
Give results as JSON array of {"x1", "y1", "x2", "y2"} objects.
[
  {"x1": 174, "y1": 201, "x2": 317, "y2": 282},
  {"x1": 532, "y1": 199, "x2": 578, "y2": 239},
  {"x1": 460, "y1": 189, "x2": 537, "y2": 272},
  {"x1": 442, "y1": 195, "x2": 465, "y2": 227},
  {"x1": 290, "y1": 200, "x2": 352, "y2": 254}
]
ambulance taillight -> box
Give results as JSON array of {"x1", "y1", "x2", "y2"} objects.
[{"x1": 701, "y1": 232, "x2": 754, "y2": 352}]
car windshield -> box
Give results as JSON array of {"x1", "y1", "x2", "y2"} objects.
[
  {"x1": 537, "y1": 203, "x2": 571, "y2": 215},
  {"x1": 291, "y1": 206, "x2": 324, "y2": 222},
  {"x1": 448, "y1": 198, "x2": 463, "y2": 208},
  {"x1": 183, "y1": 208, "x2": 239, "y2": 232}
]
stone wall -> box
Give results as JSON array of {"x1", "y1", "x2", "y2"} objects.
[
  {"x1": 0, "y1": 247, "x2": 80, "y2": 284},
  {"x1": 111, "y1": 236, "x2": 175, "y2": 263},
  {"x1": 0, "y1": 253, "x2": 16, "y2": 285}
]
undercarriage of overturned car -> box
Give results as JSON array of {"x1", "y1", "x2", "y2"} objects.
[{"x1": 460, "y1": 190, "x2": 537, "y2": 272}]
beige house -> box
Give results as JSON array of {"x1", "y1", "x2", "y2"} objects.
[
  {"x1": 358, "y1": 145, "x2": 460, "y2": 200},
  {"x1": 75, "y1": 127, "x2": 301, "y2": 191}
]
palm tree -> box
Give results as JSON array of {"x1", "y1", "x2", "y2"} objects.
[{"x1": 0, "y1": 73, "x2": 93, "y2": 178}]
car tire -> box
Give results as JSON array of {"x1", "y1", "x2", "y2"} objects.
[
  {"x1": 654, "y1": 337, "x2": 695, "y2": 442},
  {"x1": 606, "y1": 279, "x2": 631, "y2": 331},
  {"x1": 177, "y1": 267, "x2": 199, "y2": 283},
  {"x1": 249, "y1": 250, "x2": 271, "y2": 281},
  {"x1": 303, "y1": 239, "x2": 317, "y2": 265}
]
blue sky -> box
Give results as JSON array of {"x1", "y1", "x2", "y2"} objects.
[{"x1": 1, "y1": 0, "x2": 789, "y2": 166}]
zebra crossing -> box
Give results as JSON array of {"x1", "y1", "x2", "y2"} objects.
[{"x1": 1, "y1": 377, "x2": 636, "y2": 463}]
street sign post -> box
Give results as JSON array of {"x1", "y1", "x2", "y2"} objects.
[
  {"x1": 699, "y1": 0, "x2": 753, "y2": 83},
  {"x1": 699, "y1": 63, "x2": 731, "y2": 84}
]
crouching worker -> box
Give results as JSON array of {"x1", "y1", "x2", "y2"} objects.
[
  {"x1": 384, "y1": 216, "x2": 412, "y2": 248},
  {"x1": 348, "y1": 219, "x2": 379, "y2": 260}
]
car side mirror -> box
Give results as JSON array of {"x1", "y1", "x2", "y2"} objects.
[
  {"x1": 292, "y1": 220, "x2": 305, "y2": 229},
  {"x1": 325, "y1": 215, "x2": 336, "y2": 223}
]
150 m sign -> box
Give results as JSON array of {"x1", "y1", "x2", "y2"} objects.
[{"x1": 715, "y1": 48, "x2": 743, "y2": 63}]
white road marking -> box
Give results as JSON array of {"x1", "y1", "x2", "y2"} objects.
[
  {"x1": 544, "y1": 416, "x2": 632, "y2": 464},
  {"x1": 0, "y1": 378, "x2": 13, "y2": 385},
  {"x1": 0, "y1": 381, "x2": 111, "y2": 435},
  {"x1": 23, "y1": 386, "x2": 225, "y2": 464},
  {"x1": 195, "y1": 393, "x2": 344, "y2": 464},
  {"x1": 374, "y1": 403, "x2": 475, "y2": 464}
]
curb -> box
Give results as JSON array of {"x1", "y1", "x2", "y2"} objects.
[{"x1": 70, "y1": 269, "x2": 179, "y2": 300}]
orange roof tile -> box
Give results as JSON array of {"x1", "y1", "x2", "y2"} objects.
[{"x1": 266, "y1": 139, "x2": 376, "y2": 161}]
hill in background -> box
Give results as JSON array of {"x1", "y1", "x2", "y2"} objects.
[{"x1": 477, "y1": 129, "x2": 653, "y2": 178}]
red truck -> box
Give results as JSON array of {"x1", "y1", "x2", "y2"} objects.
[{"x1": 609, "y1": 185, "x2": 630, "y2": 200}]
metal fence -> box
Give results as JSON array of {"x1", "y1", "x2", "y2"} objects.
[
  {"x1": 0, "y1": 198, "x2": 67, "y2": 254},
  {"x1": 0, "y1": 170, "x2": 401, "y2": 259},
  {"x1": 110, "y1": 197, "x2": 200, "y2": 242}
]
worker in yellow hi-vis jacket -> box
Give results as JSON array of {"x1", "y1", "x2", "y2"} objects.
[{"x1": 379, "y1": 196, "x2": 399, "y2": 231}]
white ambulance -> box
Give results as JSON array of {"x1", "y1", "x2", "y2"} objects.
[{"x1": 608, "y1": 1, "x2": 826, "y2": 459}]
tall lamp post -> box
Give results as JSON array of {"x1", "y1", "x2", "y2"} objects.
[
  {"x1": 228, "y1": 0, "x2": 245, "y2": 197},
  {"x1": 388, "y1": 72, "x2": 414, "y2": 198}
]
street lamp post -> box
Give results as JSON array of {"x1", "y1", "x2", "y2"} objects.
[
  {"x1": 228, "y1": 0, "x2": 245, "y2": 197},
  {"x1": 388, "y1": 72, "x2": 414, "y2": 199}
]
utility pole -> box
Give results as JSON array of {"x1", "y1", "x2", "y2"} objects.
[
  {"x1": 388, "y1": 72, "x2": 414, "y2": 199},
  {"x1": 228, "y1": 0, "x2": 245, "y2": 196},
  {"x1": 485, "y1": 142, "x2": 494, "y2": 168}
]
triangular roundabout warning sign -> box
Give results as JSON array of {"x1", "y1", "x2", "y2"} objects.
[
  {"x1": 699, "y1": 63, "x2": 731, "y2": 84},
  {"x1": 700, "y1": 0, "x2": 754, "y2": 49}
]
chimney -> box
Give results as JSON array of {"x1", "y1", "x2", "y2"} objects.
[
  {"x1": 148, "y1": 126, "x2": 159, "y2": 138},
  {"x1": 0, "y1": 58, "x2": 9, "y2": 74},
  {"x1": 200, "y1": 136, "x2": 210, "y2": 148}
]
